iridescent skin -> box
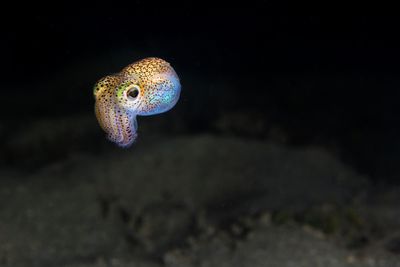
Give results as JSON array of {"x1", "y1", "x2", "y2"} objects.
[{"x1": 93, "y1": 57, "x2": 181, "y2": 147}]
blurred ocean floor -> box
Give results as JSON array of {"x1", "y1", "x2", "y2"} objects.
[{"x1": 1, "y1": 114, "x2": 400, "y2": 267}]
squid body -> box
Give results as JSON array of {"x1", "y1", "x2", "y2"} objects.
[{"x1": 93, "y1": 57, "x2": 181, "y2": 147}]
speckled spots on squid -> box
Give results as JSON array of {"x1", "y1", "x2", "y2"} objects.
[{"x1": 93, "y1": 57, "x2": 181, "y2": 147}]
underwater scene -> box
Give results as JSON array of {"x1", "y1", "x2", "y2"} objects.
[{"x1": 1, "y1": 7, "x2": 400, "y2": 267}]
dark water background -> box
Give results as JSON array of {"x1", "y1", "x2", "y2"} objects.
[{"x1": 2, "y1": 9, "x2": 399, "y2": 182}]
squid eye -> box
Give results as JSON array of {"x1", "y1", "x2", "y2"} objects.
[{"x1": 127, "y1": 86, "x2": 140, "y2": 100}]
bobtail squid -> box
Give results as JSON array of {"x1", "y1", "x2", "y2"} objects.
[{"x1": 93, "y1": 57, "x2": 181, "y2": 147}]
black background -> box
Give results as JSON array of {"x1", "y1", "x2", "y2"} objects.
[{"x1": 1, "y1": 6, "x2": 399, "y2": 183}]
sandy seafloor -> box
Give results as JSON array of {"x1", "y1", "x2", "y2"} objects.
[{"x1": 1, "y1": 115, "x2": 400, "y2": 267}]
